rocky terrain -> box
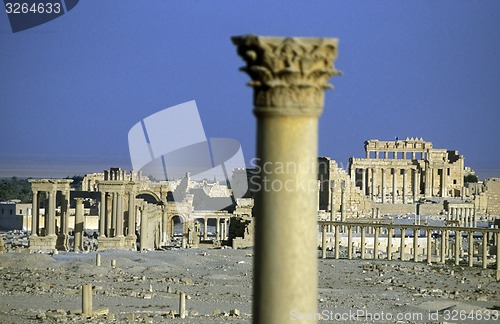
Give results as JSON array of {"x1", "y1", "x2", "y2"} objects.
[{"x1": 0, "y1": 240, "x2": 499, "y2": 323}]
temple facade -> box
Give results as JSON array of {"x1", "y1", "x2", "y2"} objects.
[{"x1": 349, "y1": 138, "x2": 465, "y2": 203}]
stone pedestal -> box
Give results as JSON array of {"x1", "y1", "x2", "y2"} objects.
[
  {"x1": 29, "y1": 235, "x2": 57, "y2": 253},
  {"x1": 97, "y1": 236, "x2": 126, "y2": 250},
  {"x1": 233, "y1": 34, "x2": 340, "y2": 324}
]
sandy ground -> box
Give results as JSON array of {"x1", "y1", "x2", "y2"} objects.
[{"x1": 0, "y1": 246, "x2": 499, "y2": 323}]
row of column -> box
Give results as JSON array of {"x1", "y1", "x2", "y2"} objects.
[
  {"x1": 31, "y1": 189, "x2": 70, "y2": 237},
  {"x1": 366, "y1": 150, "x2": 427, "y2": 160},
  {"x1": 98, "y1": 190, "x2": 136, "y2": 238},
  {"x1": 425, "y1": 165, "x2": 448, "y2": 197},
  {"x1": 352, "y1": 167, "x2": 420, "y2": 203},
  {"x1": 447, "y1": 207, "x2": 476, "y2": 228},
  {"x1": 320, "y1": 223, "x2": 500, "y2": 280},
  {"x1": 201, "y1": 218, "x2": 229, "y2": 241}
]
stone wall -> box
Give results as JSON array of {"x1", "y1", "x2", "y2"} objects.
[{"x1": 484, "y1": 178, "x2": 500, "y2": 216}]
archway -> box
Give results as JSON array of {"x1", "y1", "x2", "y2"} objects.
[
  {"x1": 136, "y1": 190, "x2": 161, "y2": 204},
  {"x1": 170, "y1": 215, "x2": 185, "y2": 238}
]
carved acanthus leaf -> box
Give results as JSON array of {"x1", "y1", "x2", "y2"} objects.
[{"x1": 232, "y1": 35, "x2": 340, "y2": 116}]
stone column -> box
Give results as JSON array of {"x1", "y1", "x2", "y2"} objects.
[
  {"x1": 413, "y1": 169, "x2": 418, "y2": 202},
  {"x1": 334, "y1": 225, "x2": 340, "y2": 260},
  {"x1": 347, "y1": 226, "x2": 353, "y2": 260},
  {"x1": 482, "y1": 232, "x2": 488, "y2": 269},
  {"x1": 321, "y1": 225, "x2": 327, "y2": 259},
  {"x1": 455, "y1": 230, "x2": 461, "y2": 266},
  {"x1": 203, "y1": 218, "x2": 208, "y2": 241},
  {"x1": 496, "y1": 232, "x2": 500, "y2": 281},
  {"x1": 31, "y1": 191, "x2": 39, "y2": 236},
  {"x1": 99, "y1": 192, "x2": 106, "y2": 237},
  {"x1": 440, "y1": 230, "x2": 446, "y2": 264},
  {"x1": 233, "y1": 34, "x2": 340, "y2": 324},
  {"x1": 116, "y1": 192, "x2": 124, "y2": 237},
  {"x1": 140, "y1": 206, "x2": 147, "y2": 250},
  {"x1": 46, "y1": 190, "x2": 56, "y2": 236},
  {"x1": 387, "y1": 227, "x2": 393, "y2": 261},
  {"x1": 442, "y1": 167, "x2": 448, "y2": 197},
  {"x1": 371, "y1": 168, "x2": 376, "y2": 201},
  {"x1": 74, "y1": 198, "x2": 84, "y2": 252},
  {"x1": 329, "y1": 181, "x2": 335, "y2": 232},
  {"x1": 215, "y1": 218, "x2": 220, "y2": 241},
  {"x1": 82, "y1": 284, "x2": 92, "y2": 316},
  {"x1": 426, "y1": 229, "x2": 432, "y2": 265},
  {"x1": 392, "y1": 168, "x2": 397, "y2": 203},
  {"x1": 129, "y1": 192, "x2": 137, "y2": 237},
  {"x1": 400, "y1": 227, "x2": 406, "y2": 261},
  {"x1": 468, "y1": 231, "x2": 474, "y2": 267},
  {"x1": 360, "y1": 226, "x2": 366, "y2": 259},
  {"x1": 402, "y1": 168, "x2": 407, "y2": 204},
  {"x1": 381, "y1": 168, "x2": 386, "y2": 203},
  {"x1": 361, "y1": 168, "x2": 366, "y2": 196},
  {"x1": 106, "y1": 194, "x2": 112, "y2": 237},
  {"x1": 340, "y1": 181, "x2": 346, "y2": 225},
  {"x1": 413, "y1": 228, "x2": 419, "y2": 262},
  {"x1": 373, "y1": 226, "x2": 379, "y2": 260},
  {"x1": 61, "y1": 191, "x2": 69, "y2": 236},
  {"x1": 110, "y1": 193, "x2": 117, "y2": 237},
  {"x1": 425, "y1": 165, "x2": 431, "y2": 197}
]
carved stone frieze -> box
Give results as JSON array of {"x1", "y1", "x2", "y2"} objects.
[{"x1": 232, "y1": 34, "x2": 340, "y2": 116}]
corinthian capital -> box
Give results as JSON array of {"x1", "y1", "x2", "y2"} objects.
[{"x1": 232, "y1": 34, "x2": 340, "y2": 117}]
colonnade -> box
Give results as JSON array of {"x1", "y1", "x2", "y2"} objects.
[
  {"x1": 28, "y1": 179, "x2": 73, "y2": 251},
  {"x1": 366, "y1": 149, "x2": 428, "y2": 160},
  {"x1": 170, "y1": 217, "x2": 230, "y2": 242},
  {"x1": 319, "y1": 221, "x2": 500, "y2": 281},
  {"x1": 97, "y1": 182, "x2": 137, "y2": 249},
  {"x1": 200, "y1": 217, "x2": 230, "y2": 241},
  {"x1": 350, "y1": 166, "x2": 422, "y2": 203},
  {"x1": 447, "y1": 204, "x2": 476, "y2": 227}
]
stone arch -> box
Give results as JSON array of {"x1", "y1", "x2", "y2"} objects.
[
  {"x1": 136, "y1": 190, "x2": 161, "y2": 204},
  {"x1": 169, "y1": 214, "x2": 187, "y2": 237}
]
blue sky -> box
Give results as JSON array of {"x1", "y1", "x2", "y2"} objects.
[{"x1": 1, "y1": 1, "x2": 499, "y2": 179}]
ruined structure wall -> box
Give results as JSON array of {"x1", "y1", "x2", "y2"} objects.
[
  {"x1": 484, "y1": 178, "x2": 500, "y2": 216},
  {"x1": 318, "y1": 157, "x2": 371, "y2": 218}
]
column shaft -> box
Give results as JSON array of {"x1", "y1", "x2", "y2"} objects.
[
  {"x1": 348, "y1": 226, "x2": 353, "y2": 260},
  {"x1": 482, "y1": 232, "x2": 488, "y2": 269},
  {"x1": 426, "y1": 229, "x2": 432, "y2": 264},
  {"x1": 381, "y1": 168, "x2": 386, "y2": 203},
  {"x1": 360, "y1": 226, "x2": 365, "y2": 259},
  {"x1": 31, "y1": 191, "x2": 39, "y2": 236},
  {"x1": 116, "y1": 192, "x2": 124, "y2": 236},
  {"x1": 74, "y1": 198, "x2": 84, "y2": 252},
  {"x1": 99, "y1": 192, "x2": 106, "y2": 237},
  {"x1": 468, "y1": 231, "x2": 474, "y2": 267},
  {"x1": 392, "y1": 169, "x2": 397, "y2": 203},
  {"x1": 334, "y1": 225, "x2": 340, "y2": 260},
  {"x1": 47, "y1": 191, "x2": 56, "y2": 236},
  {"x1": 387, "y1": 228, "x2": 393, "y2": 261},
  {"x1": 402, "y1": 168, "x2": 407, "y2": 204},
  {"x1": 234, "y1": 35, "x2": 339, "y2": 324},
  {"x1": 400, "y1": 228, "x2": 406, "y2": 261},
  {"x1": 413, "y1": 228, "x2": 419, "y2": 262}
]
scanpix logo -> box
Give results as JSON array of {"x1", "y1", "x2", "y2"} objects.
[
  {"x1": 4, "y1": 0, "x2": 79, "y2": 33},
  {"x1": 128, "y1": 101, "x2": 248, "y2": 210}
]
